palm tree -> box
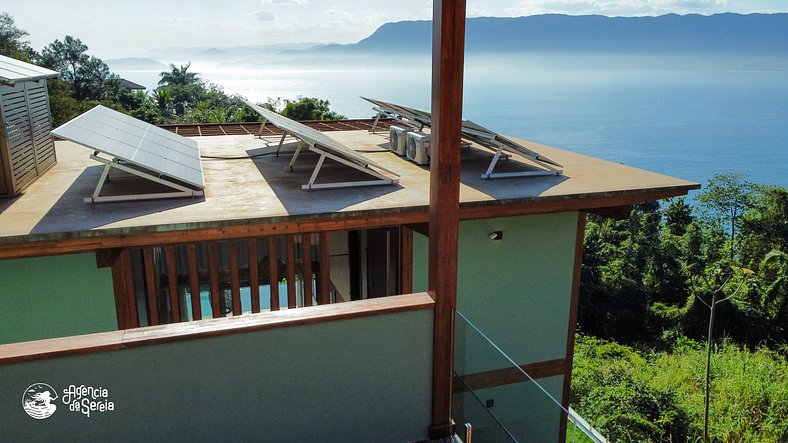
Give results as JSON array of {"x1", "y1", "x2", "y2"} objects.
[
  {"x1": 158, "y1": 62, "x2": 199, "y2": 87},
  {"x1": 149, "y1": 88, "x2": 172, "y2": 119}
]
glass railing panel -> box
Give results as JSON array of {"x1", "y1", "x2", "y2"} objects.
[
  {"x1": 453, "y1": 376, "x2": 516, "y2": 443},
  {"x1": 454, "y1": 310, "x2": 607, "y2": 443}
]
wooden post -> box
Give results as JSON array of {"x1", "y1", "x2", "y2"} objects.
[
  {"x1": 111, "y1": 249, "x2": 138, "y2": 329},
  {"x1": 559, "y1": 212, "x2": 587, "y2": 442},
  {"x1": 165, "y1": 245, "x2": 181, "y2": 323},
  {"x1": 187, "y1": 244, "x2": 202, "y2": 320},
  {"x1": 429, "y1": 0, "x2": 466, "y2": 438}
]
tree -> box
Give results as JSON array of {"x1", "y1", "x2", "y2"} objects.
[
  {"x1": 697, "y1": 173, "x2": 756, "y2": 261},
  {"x1": 281, "y1": 97, "x2": 345, "y2": 121},
  {"x1": 157, "y1": 63, "x2": 202, "y2": 117},
  {"x1": 693, "y1": 266, "x2": 753, "y2": 442},
  {"x1": 664, "y1": 197, "x2": 693, "y2": 236},
  {"x1": 0, "y1": 12, "x2": 34, "y2": 60},
  {"x1": 741, "y1": 186, "x2": 788, "y2": 265},
  {"x1": 37, "y1": 36, "x2": 117, "y2": 100},
  {"x1": 158, "y1": 62, "x2": 199, "y2": 87}
]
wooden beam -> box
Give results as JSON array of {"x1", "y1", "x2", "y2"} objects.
[
  {"x1": 208, "y1": 242, "x2": 221, "y2": 318},
  {"x1": 452, "y1": 358, "x2": 566, "y2": 393},
  {"x1": 229, "y1": 240, "x2": 241, "y2": 316},
  {"x1": 268, "y1": 237, "x2": 280, "y2": 311},
  {"x1": 110, "y1": 249, "x2": 137, "y2": 329},
  {"x1": 400, "y1": 226, "x2": 413, "y2": 294},
  {"x1": 249, "y1": 239, "x2": 260, "y2": 313},
  {"x1": 165, "y1": 245, "x2": 180, "y2": 323},
  {"x1": 286, "y1": 235, "x2": 296, "y2": 309},
  {"x1": 142, "y1": 248, "x2": 159, "y2": 326},
  {"x1": 319, "y1": 232, "x2": 331, "y2": 304},
  {"x1": 303, "y1": 234, "x2": 313, "y2": 307},
  {"x1": 429, "y1": 0, "x2": 466, "y2": 438},
  {"x1": 559, "y1": 212, "x2": 587, "y2": 442},
  {"x1": 187, "y1": 244, "x2": 202, "y2": 321},
  {"x1": 95, "y1": 248, "x2": 121, "y2": 268},
  {"x1": 406, "y1": 222, "x2": 429, "y2": 238},
  {"x1": 0, "y1": 187, "x2": 697, "y2": 261},
  {"x1": 0, "y1": 293, "x2": 435, "y2": 365}
]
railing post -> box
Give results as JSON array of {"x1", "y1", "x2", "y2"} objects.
[{"x1": 428, "y1": 0, "x2": 466, "y2": 438}]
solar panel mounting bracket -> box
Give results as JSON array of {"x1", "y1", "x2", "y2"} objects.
[
  {"x1": 480, "y1": 141, "x2": 562, "y2": 180},
  {"x1": 303, "y1": 147, "x2": 399, "y2": 190},
  {"x1": 246, "y1": 101, "x2": 399, "y2": 190},
  {"x1": 85, "y1": 153, "x2": 204, "y2": 204}
]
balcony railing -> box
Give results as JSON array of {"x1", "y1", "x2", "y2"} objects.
[
  {"x1": 1, "y1": 293, "x2": 435, "y2": 441},
  {"x1": 116, "y1": 233, "x2": 335, "y2": 328},
  {"x1": 453, "y1": 310, "x2": 607, "y2": 443}
]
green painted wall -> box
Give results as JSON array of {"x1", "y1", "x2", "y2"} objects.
[
  {"x1": 413, "y1": 212, "x2": 580, "y2": 441},
  {"x1": 0, "y1": 253, "x2": 117, "y2": 344},
  {"x1": 1, "y1": 308, "x2": 434, "y2": 442},
  {"x1": 414, "y1": 212, "x2": 578, "y2": 365}
]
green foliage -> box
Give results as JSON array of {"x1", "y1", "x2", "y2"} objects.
[
  {"x1": 36, "y1": 36, "x2": 117, "y2": 101},
  {"x1": 0, "y1": 12, "x2": 34, "y2": 60},
  {"x1": 573, "y1": 335, "x2": 788, "y2": 442},
  {"x1": 3, "y1": 17, "x2": 346, "y2": 128},
  {"x1": 697, "y1": 172, "x2": 757, "y2": 259},
  {"x1": 280, "y1": 96, "x2": 345, "y2": 121},
  {"x1": 572, "y1": 336, "x2": 691, "y2": 442},
  {"x1": 580, "y1": 177, "x2": 787, "y2": 348}
]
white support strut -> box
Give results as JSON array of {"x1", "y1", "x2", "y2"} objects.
[{"x1": 85, "y1": 153, "x2": 203, "y2": 204}]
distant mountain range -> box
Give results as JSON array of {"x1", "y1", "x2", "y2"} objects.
[
  {"x1": 314, "y1": 13, "x2": 788, "y2": 55},
  {"x1": 107, "y1": 13, "x2": 788, "y2": 72}
]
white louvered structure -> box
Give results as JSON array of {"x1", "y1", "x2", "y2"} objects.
[
  {"x1": 0, "y1": 55, "x2": 60, "y2": 197},
  {"x1": 245, "y1": 101, "x2": 399, "y2": 190},
  {"x1": 51, "y1": 105, "x2": 205, "y2": 204}
]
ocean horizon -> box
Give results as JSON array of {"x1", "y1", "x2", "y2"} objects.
[{"x1": 114, "y1": 53, "x2": 788, "y2": 191}]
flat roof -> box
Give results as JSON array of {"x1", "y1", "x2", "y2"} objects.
[{"x1": 0, "y1": 125, "x2": 698, "y2": 256}]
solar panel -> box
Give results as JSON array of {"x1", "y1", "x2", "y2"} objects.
[
  {"x1": 362, "y1": 97, "x2": 563, "y2": 179},
  {"x1": 361, "y1": 97, "x2": 431, "y2": 130},
  {"x1": 245, "y1": 101, "x2": 399, "y2": 190},
  {"x1": 51, "y1": 105, "x2": 205, "y2": 203}
]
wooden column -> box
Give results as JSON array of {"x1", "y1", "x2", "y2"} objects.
[
  {"x1": 559, "y1": 212, "x2": 587, "y2": 441},
  {"x1": 429, "y1": 0, "x2": 466, "y2": 438},
  {"x1": 111, "y1": 249, "x2": 138, "y2": 329}
]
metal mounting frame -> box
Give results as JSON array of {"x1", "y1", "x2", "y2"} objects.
[
  {"x1": 85, "y1": 152, "x2": 204, "y2": 204},
  {"x1": 480, "y1": 142, "x2": 562, "y2": 179},
  {"x1": 302, "y1": 146, "x2": 397, "y2": 190},
  {"x1": 274, "y1": 131, "x2": 398, "y2": 190},
  {"x1": 246, "y1": 102, "x2": 400, "y2": 191}
]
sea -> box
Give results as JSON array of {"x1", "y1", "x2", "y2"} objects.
[{"x1": 115, "y1": 53, "x2": 788, "y2": 191}]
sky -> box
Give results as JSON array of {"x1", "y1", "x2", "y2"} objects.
[{"x1": 5, "y1": 0, "x2": 788, "y2": 58}]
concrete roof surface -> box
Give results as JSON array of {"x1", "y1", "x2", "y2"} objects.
[{"x1": 0, "y1": 129, "x2": 698, "y2": 244}]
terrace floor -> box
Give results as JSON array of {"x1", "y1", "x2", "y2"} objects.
[{"x1": 0, "y1": 126, "x2": 698, "y2": 245}]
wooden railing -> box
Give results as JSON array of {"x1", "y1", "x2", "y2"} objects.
[
  {"x1": 113, "y1": 232, "x2": 332, "y2": 329},
  {"x1": 0, "y1": 293, "x2": 434, "y2": 365}
]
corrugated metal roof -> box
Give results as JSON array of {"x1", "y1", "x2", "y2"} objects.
[{"x1": 0, "y1": 55, "x2": 59, "y2": 86}]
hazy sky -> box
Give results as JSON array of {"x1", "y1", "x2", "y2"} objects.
[{"x1": 5, "y1": 0, "x2": 788, "y2": 58}]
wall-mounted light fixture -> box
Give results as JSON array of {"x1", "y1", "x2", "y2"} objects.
[{"x1": 489, "y1": 231, "x2": 503, "y2": 241}]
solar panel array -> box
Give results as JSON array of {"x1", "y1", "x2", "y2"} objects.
[
  {"x1": 362, "y1": 97, "x2": 563, "y2": 169},
  {"x1": 51, "y1": 105, "x2": 205, "y2": 189},
  {"x1": 245, "y1": 100, "x2": 396, "y2": 174},
  {"x1": 361, "y1": 97, "x2": 432, "y2": 127}
]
